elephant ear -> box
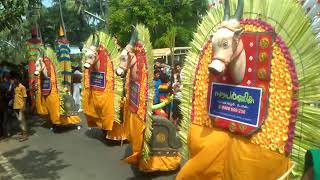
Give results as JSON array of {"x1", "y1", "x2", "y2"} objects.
[{"x1": 180, "y1": 0, "x2": 320, "y2": 178}]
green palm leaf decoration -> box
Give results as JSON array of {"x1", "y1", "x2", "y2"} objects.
[
  {"x1": 179, "y1": 0, "x2": 320, "y2": 178},
  {"x1": 134, "y1": 24, "x2": 154, "y2": 160}
]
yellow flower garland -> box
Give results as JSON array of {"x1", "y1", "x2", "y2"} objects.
[
  {"x1": 137, "y1": 63, "x2": 147, "y2": 120},
  {"x1": 124, "y1": 46, "x2": 148, "y2": 121},
  {"x1": 192, "y1": 43, "x2": 212, "y2": 127},
  {"x1": 251, "y1": 43, "x2": 292, "y2": 154}
]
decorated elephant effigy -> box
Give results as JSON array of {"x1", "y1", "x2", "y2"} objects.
[
  {"x1": 25, "y1": 25, "x2": 43, "y2": 111},
  {"x1": 34, "y1": 45, "x2": 80, "y2": 127},
  {"x1": 177, "y1": 0, "x2": 320, "y2": 179},
  {"x1": 115, "y1": 24, "x2": 181, "y2": 172},
  {"x1": 82, "y1": 31, "x2": 126, "y2": 140}
]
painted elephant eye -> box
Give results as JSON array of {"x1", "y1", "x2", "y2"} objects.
[
  {"x1": 86, "y1": 54, "x2": 94, "y2": 59},
  {"x1": 222, "y1": 40, "x2": 229, "y2": 49}
]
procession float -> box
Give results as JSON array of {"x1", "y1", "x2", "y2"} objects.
[
  {"x1": 34, "y1": 27, "x2": 80, "y2": 128},
  {"x1": 115, "y1": 24, "x2": 181, "y2": 172},
  {"x1": 177, "y1": 0, "x2": 320, "y2": 179},
  {"x1": 82, "y1": 31, "x2": 127, "y2": 140},
  {"x1": 25, "y1": 25, "x2": 42, "y2": 112}
]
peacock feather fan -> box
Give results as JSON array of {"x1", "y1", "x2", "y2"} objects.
[
  {"x1": 83, "y1": 31, "x2": 121, "y2": 123},
  {"x1": 179, "y1": 0, "x2": 320, "y2": 178}
]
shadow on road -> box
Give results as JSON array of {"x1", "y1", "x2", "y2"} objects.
[
  {"x1": 27, "y1": 115, "x2": 47, "y2": 136},
  {"x1": 27, "y1": 115, "x2": 81, "y2": 134},
  {"x1": 84, "y1": 128, "x2": 128, "y2": 147},
  {"x1": 123, "y1": 145, "x2": 179, "y2": 180},
  {"x1": 2, "y1": 145, "x2": 70, "y2": 179},
  {"x1": 127, "y1": 165, "x2": 179, "y2": 180}
]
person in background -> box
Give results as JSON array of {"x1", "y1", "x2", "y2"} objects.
[
  {"x1": 153, "y1": 69, "x2": 162, "y2": 105},
  {"x1": 2, "y1": 73, "x2": 14, "y2": 138},
  {"x1": 0, "y1": 76, "x2": 5, "y2": 139},
  {"x1": 0, "y1": 64, "x2": 3, "y2": 78},
  {"x1": 174, "y1": 64, "x2": 182, "y2": 80},
  {"x1": 154, "y1": 59, "x2": 162, "y2": 71},
  {"x1": 72, "y1": 67, "x2": 83, "y2": 112},
  {"x1": 160, "y1": 62, "x2": 171, "y2": 80},
  {"x1": 170, "y1": 63, "x2": 183, "y2": 125},
  {"x1": 158, "y1": 71, "x2": 171, "y2": 115},
  {"x1": 302, "y1": 149, "x2": 319, "y2": 180},
  {"x1": 12, "y1": 74, "x2": 28, "y2": 142}
]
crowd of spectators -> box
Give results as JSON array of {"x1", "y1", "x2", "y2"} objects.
[{"x1": 153, "y1": 59, "x2": 183, "y2": 125}]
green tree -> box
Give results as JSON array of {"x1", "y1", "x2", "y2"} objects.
[
  {"x1": 108, "y1": 0, "x2": 208, "y2": 48},
  {"x1": 0, "y1": 22, "x2": 32, "y2": 63},
  {"x1": 37, "y1": 0, "x2": 94, "y2": 46},
  {"x1": 0, "y1": 0, "x2": 28, "y2": 31}
]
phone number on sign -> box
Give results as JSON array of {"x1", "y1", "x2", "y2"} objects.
[{"x1": 218, "y1": 104, "x2": 246, "y2": 114}]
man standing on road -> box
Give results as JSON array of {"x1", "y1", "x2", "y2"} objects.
[
  {"x1": 12, "y1": 74, "x2": 28, "y2": 142},
  {"x1": 72, "y1": 67, "x2": 82, "y2": 112}
]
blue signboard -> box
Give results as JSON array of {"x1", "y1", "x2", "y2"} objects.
[
  {"x1": 209, "y1": 82, "x2": 262, "y2": 127},
  {"x1": 41, "y1": 77, "x2": 51, "y2": 91},
  {"x1": 90, "y1": 71, "x2": 106, "y2": 89},
  {"x1": 129, "y1": 81, "x2": 140, "y2": 107}
]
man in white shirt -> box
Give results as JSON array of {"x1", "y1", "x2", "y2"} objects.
[{"x1": 72, "y1": 69, "x2": 82, "y2": 112}]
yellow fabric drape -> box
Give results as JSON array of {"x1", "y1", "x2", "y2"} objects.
[
  {"x1": 36, "y1": 77, "x2": 48, "y2": 115},
  {"x1": 122, "y1": 102, "x2": 181, "y2": 172},
  {"x1": 122, "y1": 108, "x2": 145, "y2": 164},
  {"x1": 106, "y1": 122, "x2": 127, "y2": 140},
  {"x1": 83, "y1": 66, "x2": 116, "y2": 131},
  {"x1": 176, "y1": 124, "x2": 291, "y2": 180},
  {"x1": 83, "y1": 88, "x2": 115, "y2": 131}
]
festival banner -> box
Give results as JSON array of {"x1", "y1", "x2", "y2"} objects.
[
  {"x1": 209, "y1": 82, "x2": 262, "y2": 127},
  {"x1": 129, "y1": 80, "x2": 140, "y2": 111},
  {"x1": 90, "y1": 71, "x2": 106, "y2": 89},
  {"x1": 41, "y1": 77, "x2": 51, "y2": 95}
]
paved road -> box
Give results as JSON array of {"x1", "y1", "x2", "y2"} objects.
[{"x1": 0, "y1": 114, "x2": 178, "y2": 180}]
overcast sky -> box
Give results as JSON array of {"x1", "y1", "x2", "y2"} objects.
[{"x1": 42, "y1": 0, "x2": 53, "y2": 7}]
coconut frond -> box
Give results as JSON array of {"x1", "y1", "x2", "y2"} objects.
[
  {"x1": 134, "y1": 24, "x2": 154, "y2": 160},
  {"x1": 44, "y1": 46, "x2": 57, "y2": 64},
  {"x1": 180, "y1": 0, "x2": 320, "y2": 177}
]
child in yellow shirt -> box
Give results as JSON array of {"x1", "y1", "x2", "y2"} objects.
[{"x1": 13, "y1": 75, "x2": 28, "y2": 141}]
